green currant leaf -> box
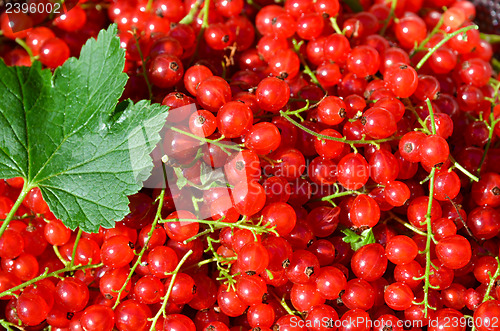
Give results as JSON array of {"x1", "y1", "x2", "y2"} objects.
[
  {"x1": 0, "y1": 24, "x2": 168, "y2": 232},
  {"x1": 341, "y1": 228, "x2": 376, "y2": 251}
]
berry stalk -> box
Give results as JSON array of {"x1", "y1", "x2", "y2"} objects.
[
  {"x1": 160, "y1": 216, "x2": 279, "y2": 238},
  {"x1": 179, "y1": 0, "x2": 204, "y2": 25},
  {"x1": 69, "y1": 228, "x2": 83, "y2": 269},
  {"x1": 292, "y1": 39, "x2": 326, "y2": 93},
  {"x1": 482, "y1": 257, "x2": 500, "y2": 302},
  {"x1": 169, "y1": 126, "x2": 243, "y2": 154},
  {"x1": 132, "y1": 32, "x2": 153, "y2": 100},
  {"x1": 411, "y1": 12, "x2": 445, "y2": 58},
  {"x1": 413, "y1": 167, "x2": 437, "y2": 317},
  {"x1": 416, "y1": 25, "x2": 479, "y2": 70},
  {"x1": 149, "y1": 249, "x2": 194, "y2": 330},
  {"x1": 112, "y1": 189, "x2": 167, "y2": 309},
  {"x1": 330, "y1": 17, "x2": 343, "y2": 35},
  {"x1": 380, "y1": 0, "x2": 397, "y2": 35},
  {"x1": 280, "y1": 111, "x2": 397, "y2": 147},
  {"x1": 0, "y1": 262, "x2": 103, "y2": 299},
  {"x1": 476, "y1": 115, "x2": 500, "y2": 175},
  {"x1": 0, "y1": 181, "x2": 33, "y2": 240},
  {"x1": 388, "y1": 211, "x2": 435, "y2": 240}
]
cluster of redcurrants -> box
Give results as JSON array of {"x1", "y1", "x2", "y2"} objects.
[{"x1": 1, "y1": 0, "x2": 500, "y2": 330}]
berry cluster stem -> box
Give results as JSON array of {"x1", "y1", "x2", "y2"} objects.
[
  {"x1": 470, "y1": 257, "x2": 500, "y2": 331},
  {"x1": 271, "y1": 291, "x2": 303, "y2": 318},
  {"x1": 410, "y1": 98, "x2": 479, "y2": 182},
  {"x1": 330, "y1": 17, "x2": 343, "y2": 35},
  {"x1": 132, "y1": 32, "x2": 153, "y2": 100},
  {"x1": 169, "y1": 126, "x2": 242, "y2": 154},
  {"x1": 413, "y1": 168, "x2": 438, "y2": 317},
  {"x1": 160, "y1": 216, "x2": 279, "y2": 240},
  {"x1": 149, "y1": 250, "x2": 194, "y2": 331},
  {"x1": 188, "y1": 0, "x2": 211, "y2": 65},
  {"x1": 427, "y1": 99, "x2": 437, "y2": 135},
  {"x1": 477, "y1": 106, "x2": 500, "y2": 175},
  {"x1": 388, "y1": 211, "x2": 435, "y2": 240},
  {"x1": 0, "y1": 181, "x2": 33, "y2": 240},
  {"x1": 14, "y1": 38, "x2": 36, "y2": 63},
  {"x1": 69, "y1": 228, "x2": 83, "y2": 269},
  {"x1": 0, "y1": 319, "x2": 24, "y2": 330},
  {"x1": 112, "y1": 189, "x2": 167, "y2": 309},
  {"x1": 411, "y1": 10, "x2": 445, "y2": 58},
  {"x1": 292, "y1": 39, "x2": 326, "y2": 93},
  {"x1": 416, "y1": 25, "x2": 478, "y2": 70},
  {"x1": 205, "y1": 236, "x2": 240, "y2": 289},
  {"x1": 480, "y1": 33, "x2": 500, "y2": 44},
  {"x1": 280, "y1": 111, "x2": 397, "y2": 147},
  {"x1": 179, "y1": 0, "x2": 203, "y2": 25},
  {"x1": 482, "y1": 256, "x2": 500, "y2": 303},
  {"x1": 0, "y1": 262, "x2": 103, "y2": 299},
  {"x1": 379, "y1": 0, "x2": 397, "y2": 36},
  {"x1": 320, "y1": 185, "x2": 363, "y2": 206}
]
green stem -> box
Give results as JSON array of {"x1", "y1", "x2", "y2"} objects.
[
  {"x1": 188, "y1": 0, "x2": 211, "y2": 66},
  {"x1": 281, "y1": 100, "x2": 312, "y2": 122},
  {"x1": 0, "y1": 319, "x2": 24, "y2": 330},
  {"x1": 320, "y1": 188, "x2": 362, "y2": 204},
  {"x1": 246, "y1": 0, "x2": 262, "y2": 9},
  {"x1": 133, "y1": 33, "x2": 153, "y2": 100},
  {"x1": 449, "y1": 154, "x2": 479, "y2": 182},
  {"x1": 482, "y1": 257, "x2": 500, "y2": 302},
  {"x1": 415, "y1": 167, "x2": 437, "y2": 317},
  {"x1": 411, "y1": 12, "x2": 445, "y2": 58},
  {"x1": 292, "y1": 39, "x2": 326, "y2": 93},
  {"x1": 206, "y1": 236, "x2": 239, "y2": 290},
  {"x1": 410, "y1": 98, "x2": 479, "y2": 182},
  {"x1": 14, "y1": 38, "x2": 35, "y2": 62},
  {"x1": 379, "y1": 0, "x2": 397, "y2": 36},
  {"x1": 280, "y1": 111, "x2": 396, "y2": 146},
  {"x1": 270, "y1": 291, "x2": 306, "y2": 319},
  {"x1": 0, "y1": 181, "x2": 32, "y2": 240},
  {"x1": 481, "y1": 33, "x2": 500, "y2": 44},
  {"x1": 0, "y1": 263, "x2": 103, "y2": 298},
  {"x1": 330, "y1": 17, "x2": 343, "y2": 35},
  {"x1": 169, "y1": 126, "x2": 242, "y2": 154},
  {"x1": 181, "y1": 255, "x2": 237, "y2": 272},
  {"x1": 201, "y1": 0, "x2": 210, "y2": 28},
  {"x1": 69, "y1": 228, "x2": 83, "y2": 268},
  {"x1": 53, "y1": 245, "x2": 69, "y2": 266},
  {"x1": 0, "y1": 214, "x2": 37, "y2": 221},
  {"x1": 477, "y1": 112, "x2": 500, "y2": 176},
  {"x1": 416, "y1": 25, "x2": 478, "y2": 70},
  {"x1": 388, "y1": 211, "x2": 434, "y2": 240},
  {"x1": 426, "y1": 99, "x2": 436, "y2": 135},
  {"x1": 149, "y1": 250, "x2": 194, "y2": 331},
  {"x1": 492, "y1": 58, "x2": 500, "y2": 73},
  {"x1": 113, "y1": 190, "x2": 166, "y2": 309},
  {"x1": 160, "y1": 216, "x2": 278, "y2": 237},
  {"x1": 179, "y1": 0, "x2": 203, "y2": 25}
]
